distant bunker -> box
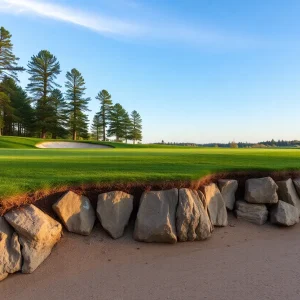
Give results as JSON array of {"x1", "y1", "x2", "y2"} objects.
[{"x1": 36, "y1": 142, "x2": 112, "y2": 149}]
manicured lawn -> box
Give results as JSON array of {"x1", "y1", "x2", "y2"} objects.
[
  {"x1": 1, "y1": 136, "x2": 300, "y2": 200},
  {"x1": 0, "y1": 136, "x2": 194, "y2": 149}
]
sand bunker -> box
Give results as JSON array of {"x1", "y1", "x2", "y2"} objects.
[{"x1": 36, "y1": 142, "x2": 112, "y2": 149}]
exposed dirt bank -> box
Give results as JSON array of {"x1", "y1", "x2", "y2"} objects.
[
  {"x1": 2, "y1": 215, "x2": 300, "y2": 300},
  {"x1": 2, "y1": 170, "x2": 300, "y2": 216},
  {"x1": 36, "y1": 142, "x2": 112, "y2": 149}
]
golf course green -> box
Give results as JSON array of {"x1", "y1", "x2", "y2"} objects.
[{"x1": 1, "y1": 136, "x2": 300, "y2": 201}]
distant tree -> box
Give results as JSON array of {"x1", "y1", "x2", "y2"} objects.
[
  {"x1": 49, "y1": 89, "x2": 68, "y2": 139},
  {"x1": 107, "y1": 103, "x2": 127, "y2": 141},
  {"x1": 65, "y1": 68, "x2": 90, "y2": 140},
  {"x1": 27, "y1": 50, "x2": 61, "y2": 138},
  {"x1": 130, "y1": 110, "x2": 142, "y2": 144},
  {"x1": 91, "y1": 112, "x2": 103, "y2": 141},
  {"x1": 252, "y1": 143, "x2": 267, "y2": 148},
  {"x1": 0, "y1": 27, "x2": 24, "y2": 80},
  {"x1": 96, "y1": 90, "x2": 112, "y2": 141},
  {"x1": 230, "y1": 141, "x2": 238, "y2": 148}
]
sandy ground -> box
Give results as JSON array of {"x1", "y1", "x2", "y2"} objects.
[
  {"x1": 2, "y1": 214, "x2": 300, "y2": 300},
  {"x1": 36, "y1": 142, "x2": 111, "y2": 149}
]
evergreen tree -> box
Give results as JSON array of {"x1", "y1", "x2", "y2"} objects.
[
  {"x1": 65, "y1": 68, "x2": 90, "y2": 140},
  {"x1": 49, "y1": 89, "x2": 68, "y2": 139},
  {"x1": 130, "y1": 110, "x2": 142, "y2": 144},
  {"x1": 0, "y1": 77, "x2": 35, "y2": 136},
  {"x1": 27, "y1": 50, "x2": 61, "y2": 138},
  {"x1": 16, "y1": 89, "x2": 35, "y2": 136},
  {"x1": 123, "y1": 111, "x2": 133, "y2": 143},
  {"x1": 0, "y1": 26, "x2": 24, "y2": 135},
  {"x1": 68, "y1": 110, "x2": 89, "y2": 140},
  {"x1": 0, "y1": 90, "x2": 10, "y2": 136},
  {"x1": 107, "y1": 103, "x2": 127, "y2": 141},
  {"x1": 91, "y1": 112, "x2": 103, "y2": 141},
  {"x1": 96, "y1": 90, "x2": 112, "y2": 141},
  {"x1": 0, "y1": 27, "x2": 24, "y2": 80}
]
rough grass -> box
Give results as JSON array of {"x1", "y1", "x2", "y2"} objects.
[{"x1": 1, "y1": 136, "x2": 300, "y2": 206}]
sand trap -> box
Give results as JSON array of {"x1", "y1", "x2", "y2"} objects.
[
  {"x1": 2, "y1": 214, "x2": 300, "y2": 300},
  {"x1": 36, "y1": 142, "x2": 111, "y2": 149}
]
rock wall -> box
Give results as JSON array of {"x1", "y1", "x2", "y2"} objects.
[{"x1": 2, "y1": 175, "x2": 300, "y2": 282}]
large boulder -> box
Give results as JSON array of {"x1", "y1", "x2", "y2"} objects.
[
  {"x1": 203, "y1": 183, "x2": 228, "y2": 227},
  {"x1": 293, "y1": 178, "x2": 300, "y2": 197},
  {"x1": 97, "y1": 191, "x2": 133, "y2": 239},
  {"x1": 277, "y1": 179, "x2": 300, "y2": 215},
  {"x1": 53, "y1": 191, "x2": 95, "y2": 236},
  {"x1": 176, "y1": 189, "x2": 213, "y2": 242},
  {"x1": 5, "y1": 205, "x2": 62, "y2": 274},
  {"x1": 0, "y1": 217, "x2": 22, "y2": 281},
  {"x1": 218, "y1": 179, "x2": 238, "y2": 210},
  {"x1": 245, "y1": 177, "x2": 278, "y2": 204},
  {"x1": 270, "y1": 200, "x2": 299, "y2": 226},
  {"x1": 198, "y1": 191, "x2": 207, "y2": 210},
  {"x1": 235, "y1": 200, "x2": 268, "y2": 225},
  {"x1": 134, "y1": 189, "x2": 178, "y2": 243}
]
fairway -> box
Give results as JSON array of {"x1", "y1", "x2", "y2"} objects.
[{"x1": 1, "y1": 137, "x2": 300, "y2": 201}]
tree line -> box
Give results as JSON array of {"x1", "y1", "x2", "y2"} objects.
[
  {"x1": 0, "y1": 26, "x2": 142, "y2": 143},
  {"x1": 199, "y1": 139, "x2": 300, "y2": 148}
]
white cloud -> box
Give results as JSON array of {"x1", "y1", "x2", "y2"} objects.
[
  {"x1": 0, "y1": 0, "x2": 260, "y2": 49},
  {"x1": 0, "y1": 0, "x2": 143, "y2": 36}
]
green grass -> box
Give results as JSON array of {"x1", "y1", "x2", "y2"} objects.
[
  {"x1": 0, "y1": 136, "x2": 43, "y2": 148},
  {"x1": 1, "y1": 136, "x2": 300, "y2": 200},
  {"x1": 0, "y1": 136, "x2": 191, "y2": 149}
]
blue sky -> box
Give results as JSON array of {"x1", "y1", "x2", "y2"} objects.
[{"x1": 1, "y1": 0, "x2": 300, "y2": 143}]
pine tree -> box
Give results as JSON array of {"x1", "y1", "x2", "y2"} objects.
[
  {"x1": 107, "y1": 103, "x2": 127, "y2": 141},
  {"x1": 91, "y1": 113, "x2": 103, "y2": 141},
  {"x1": 130, "y1": 110, "x2": 142, "y2": 144},
  {"x1": 0, "y1": 77, "x2": 34, "y2": 136},
  {"x1": 49, "y1": 89, "x2": 68, "y2": 139},
  {"x1": 96, "y1": 90, "x2": 112, "y2": 141},
  {"x1": 123, "y1": 111, "x2": 133, "y2": 143},
  {"x1": 0, "y1": 90, "x2": 10, "y2": 136},
  {"x1": 65, "y1": 68, "x2": 90, "y2": 140},
  {"x1": 0, "y1": 27, "x2": 24, "y2": 80},
  {"x1": 69, "y1": 110, "x2": 89, "y2": 140},
  {"x1": 27, "y1": 50, "x2": 61, "y2": 138}
]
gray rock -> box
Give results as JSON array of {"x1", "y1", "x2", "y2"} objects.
[
  {"x1": 277, "y1": 179, "x2": 300, "y2": 216},
  {"x1": 270, "y1": 200, "x2": 299, "y2": 226},
  {"x1": 0, "y1": 217, "x2": 22, "y2": 281},
  {"x1": 198, "y1": 190, "x2": 207, "y2": 209},
  {"x1": 5, "y1": 205, "x2": 62, "y2": 274},
  {"x1": 245, "y1": 177, "x2": 278, "y2": 204},
  {"x1": 97, "y1": 191, "x2": 133, "y2": 239},
  {"x1": 218, "y1": 179, "x2": 238, "y2": 210},
  {"x1": 176, "y1": 188, "x2": 213, "y2": 242},
  {"x1": 203, "y1": 183, "x2": 228, "y2": 227},
  {"x1": 235, "y1": 200, "x2": 268, "y2": 225},
  {"x1": 53, "y1": 191, "x2": 95, "y2": 236},
  {"x1": 293, "y1": 178, "x2": 300, "y2": 197},
  {"x1": 134, "y1": 189, "x2": 178, "y2": 243}
]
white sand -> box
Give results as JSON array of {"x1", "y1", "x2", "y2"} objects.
[
  {"x1": 36, "y1": 142, "x2": 111, "y2": 149},
  {"x1": 2, "y1": 214, "x2": 300, "y2": 300}
]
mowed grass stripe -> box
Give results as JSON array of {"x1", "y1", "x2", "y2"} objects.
[{"x1": 1, "y1": 139, "x2": 300, "y2": 199}]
